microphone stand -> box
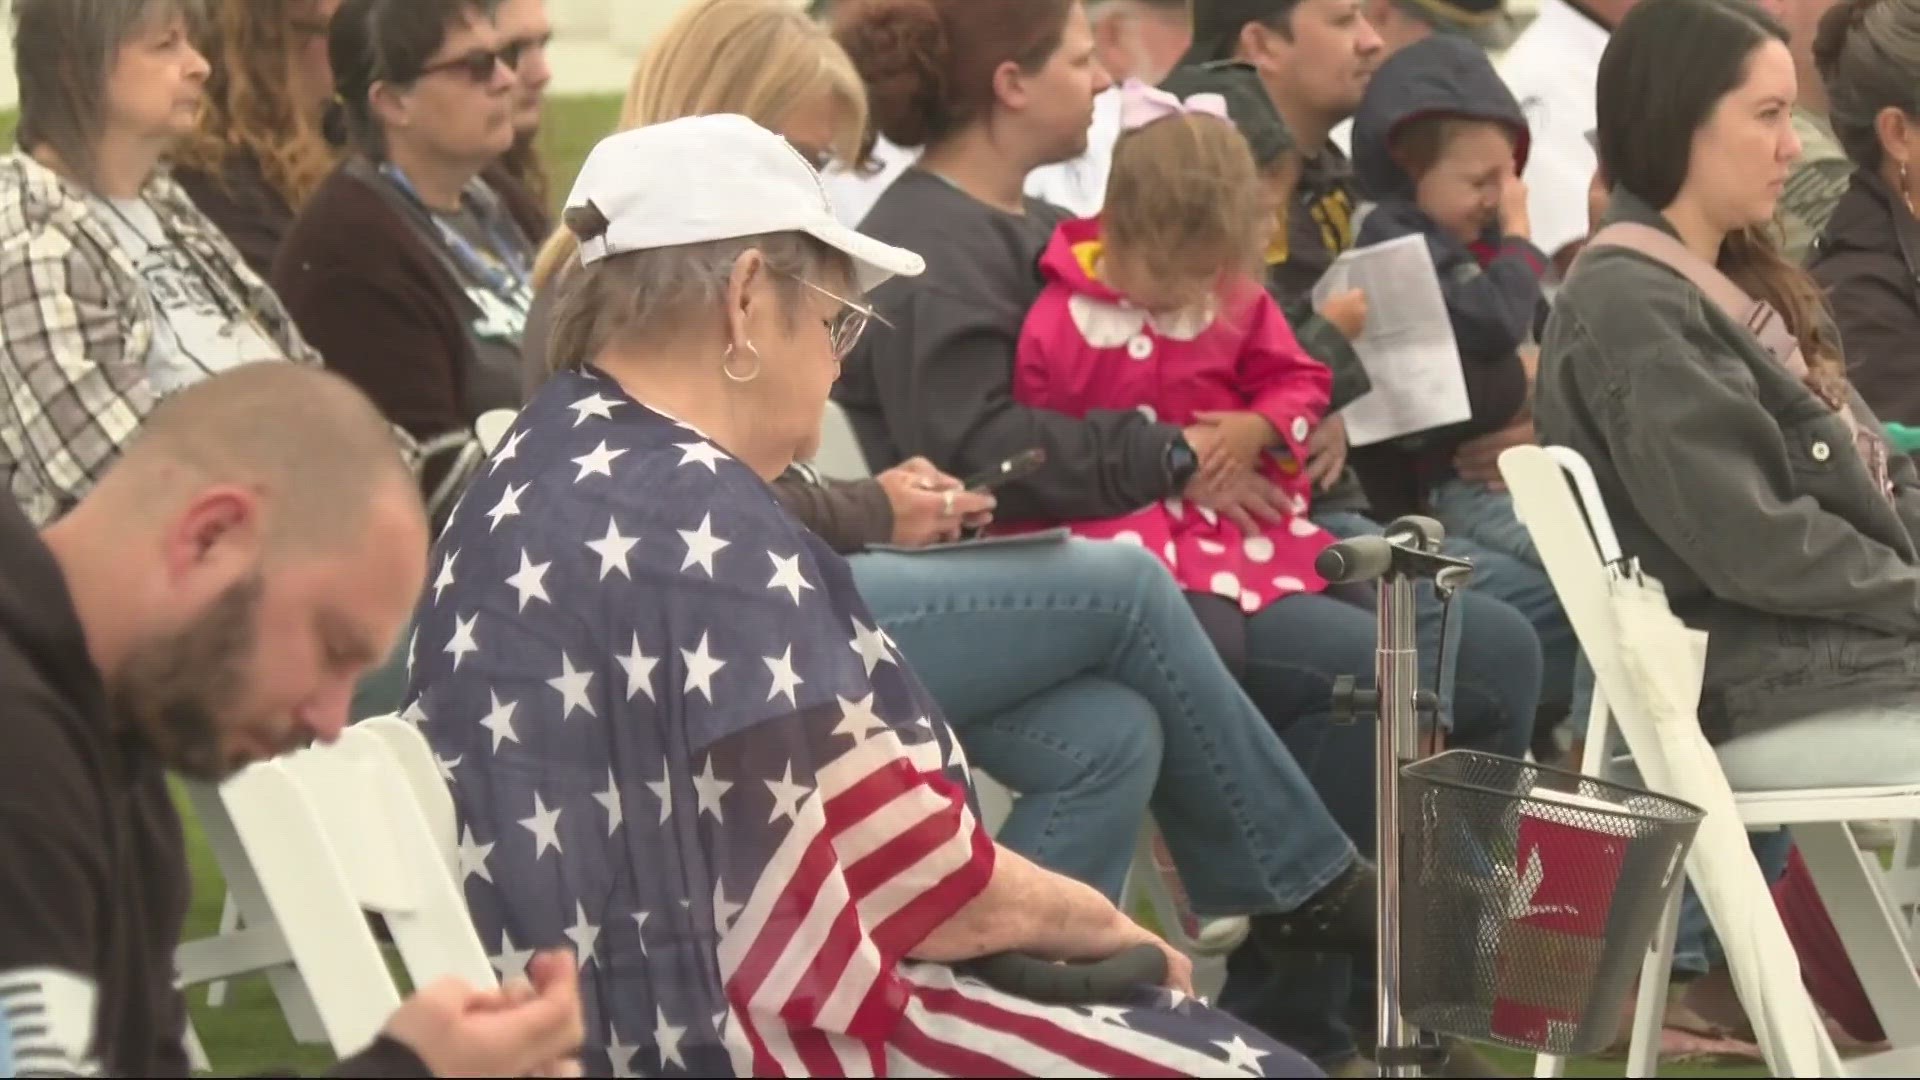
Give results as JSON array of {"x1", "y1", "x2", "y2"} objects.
[{"x1": 1317, "y1": 519, "x2": 1473, "y2": 1078}]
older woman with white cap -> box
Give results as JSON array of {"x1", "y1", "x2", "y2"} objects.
[{"x1": 404, "y1": 114, "x2": 1318, "y2": 1078}]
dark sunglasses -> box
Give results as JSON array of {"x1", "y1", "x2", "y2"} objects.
[{"x1": 416, "y1": 34, "x2": 552, "y2": 83}]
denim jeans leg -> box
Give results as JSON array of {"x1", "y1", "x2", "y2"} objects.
[
  {"x1": 850, "y1": 539, "x2": 1355, "y2": 915},
  {"x1": 954, "y1": 677, "x2": 1166, "y2": 902}
]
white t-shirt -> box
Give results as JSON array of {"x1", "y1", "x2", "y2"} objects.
[
  {"x1": 823, "y1": 137, "x2": 918, "y2": 227},
  {"x1": 97, "y1": 196, "x2": 283, "y2": 394},
  {"x1": 1499, "y1": 0, "x2": 1609, "y2": 258},
  {"x1": 1023, "y1": 89, "x2": 1126, "y2": 218}
]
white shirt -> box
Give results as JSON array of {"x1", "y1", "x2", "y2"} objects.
[
  {"x1": 1023, "y1": 89, "x2": 1127, "y2": 217},
  {"x1": 97, "y1": 196, "x2": 283, "y2": 395},
  {"x1": 823, "y1": 137, "x2": 918, "y2": 227},
  {"x1": 1499, "y1": 0, "x2": 1609, "y2": 257}
]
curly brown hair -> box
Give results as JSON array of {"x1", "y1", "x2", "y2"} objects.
[{"x1": 173, "y1": 0, "x2": 337, "y2": 211}]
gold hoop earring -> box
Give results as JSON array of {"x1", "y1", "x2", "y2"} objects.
[{"x1": 722, "y1": 341, "x2": 763, "y2": 384}]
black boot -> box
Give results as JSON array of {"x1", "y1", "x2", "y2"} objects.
[{"x1": 1249, "y1": 858, "x2": 1377, "y2": 956}]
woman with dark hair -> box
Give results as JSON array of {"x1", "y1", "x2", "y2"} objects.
[
  {"x1": 1540, "y1": 0, "x2": 1920, "y2": 1012},
  {"x1": 1807, "y1": 0, "x2": 1920, "y2": 435},
  {"x1": 172, "y1": 0, "x2": 342, "y2": 278},
  {"x1": 273, "y1": 0, "x2": 533, "y2": 530},
  {"x1": 0, "y1": 0, "x2": 328, "y2": 526}
]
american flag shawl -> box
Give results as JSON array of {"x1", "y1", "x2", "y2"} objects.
[{"x1": 406, "y1": 368, "x2": 1303, "y2": 1078}]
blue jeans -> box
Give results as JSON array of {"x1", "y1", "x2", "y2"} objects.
[
  {"x1": 850, "y1": 538, "x2": 1357, "y2": 915},
  {"x1": 1223, "y1": 509, "x2": 1542, "y2": 1066},
  {"x1": 1428, "y1": 477, "x2": 1594, "y2": 734}
]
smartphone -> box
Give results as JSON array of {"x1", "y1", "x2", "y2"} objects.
[{"x1": 963, "y1": 449, "x2": 1047, "y2": 493}]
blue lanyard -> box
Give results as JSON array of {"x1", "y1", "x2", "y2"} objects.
[{"x1": 379, "y1": 162, "x2": 531, "y2": 303}]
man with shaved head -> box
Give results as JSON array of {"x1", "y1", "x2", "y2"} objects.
[{"x1": 0, "y1": 363, "x2": 583, "y2": 1076}]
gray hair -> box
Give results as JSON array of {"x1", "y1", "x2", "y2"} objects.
[
  {"x1": 544, "y1": 230, "x2": 853, "y2": 379},
  {"x1": 12, "y1": 0, "x2": 204, "y2": 183},
  {"x1": 1814, "y1": 0, "x2": 1920, "y2": 170}
]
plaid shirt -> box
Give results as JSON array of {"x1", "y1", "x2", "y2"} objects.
[{"x1": 0, "y1": 151, "x2": 323, "y2": 524}]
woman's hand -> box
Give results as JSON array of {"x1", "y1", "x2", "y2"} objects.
[
  {"x1": 1305, "y1": 415, "x2": 1350, "y2": 492},
  {"x1": 1188, "y1": 470, "x2": 1292, "y2": 536},
  {"x1": 878, "y1": 458, "x2": 995, "y2": 546}
]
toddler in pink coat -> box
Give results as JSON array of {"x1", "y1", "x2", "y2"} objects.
[{"x1": 1012, "y1": 79, "x2": 1337, "y2": 661}]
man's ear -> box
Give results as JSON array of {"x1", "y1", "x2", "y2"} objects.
[
  {"x1": 367, "y1": 79, "x2": 411, "y2": 132},
  {"x1": 161, "y1": 486, "x2": 265, "y2": 588}
]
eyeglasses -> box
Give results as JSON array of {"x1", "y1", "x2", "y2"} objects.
[
  {"x1": 781, "y1": 272, "x2": 883, "y2": 360},
  {"x1": 415, "y1": 34, "x2": 550, "y2": 84}
]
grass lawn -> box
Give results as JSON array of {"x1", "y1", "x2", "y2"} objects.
[{"x1": 0, "y1": 93, "x2": 1766, "y2": 1076}]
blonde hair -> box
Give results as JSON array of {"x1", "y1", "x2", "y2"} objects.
[
  {"x1": 530, "y1": 0, "x2": 868, "y2": 288},
  {"x1": 1104, "y1": 114, "x2": 1270, "y2": 294}
]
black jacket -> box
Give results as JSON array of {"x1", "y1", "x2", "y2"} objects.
[{"x1": 1809, "y1": 169, "x2": 1920, "y2": 431}]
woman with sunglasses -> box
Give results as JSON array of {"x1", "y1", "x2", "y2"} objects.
[
  {"x1": 274, "y1": 0, "x2": 535, "y2": 531},
  {"x1": 173, "y1": 0, "x2": 342, "y2": 279},
  {"x1": 0, "y1": 0, "x2": 327, "y2": 527}
]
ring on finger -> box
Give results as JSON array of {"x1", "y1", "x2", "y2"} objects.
[{"x1": 942, "y1": 489, "x2": 956, "y2": 516}]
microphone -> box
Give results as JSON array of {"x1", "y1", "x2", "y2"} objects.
[{"x1": 1314, "y1": 517, "x2": 1452, "y2": 585}]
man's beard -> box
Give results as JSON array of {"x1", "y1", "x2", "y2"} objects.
[{"x1": 108, "y1": 575, "x2": 265, "y2": 781}]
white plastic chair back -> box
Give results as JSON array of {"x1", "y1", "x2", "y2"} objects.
[
  {"x1": 359, "y1": 714, "x2": 461, "y2": 881},
  {"x1": 810, "y1": 400, "x2": 871, "y2": 481},
  {"x1": 277, "y1": 726, "x2": 495, "y2": 992}
]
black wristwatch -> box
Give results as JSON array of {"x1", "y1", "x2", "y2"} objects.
[{"x1": 1163, "y1": 434, "x2": 1200, "y2": 491}]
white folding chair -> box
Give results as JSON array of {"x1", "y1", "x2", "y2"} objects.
[
  {"x1": 209, "y1": 724, "x2": 496, "y2": 1058},
  {"x1": 1503, "y1": 444, "x2": 1920, "y2": 1077},
  {"x1": 474, "y1": 409, "x2": 519, "y2": 456}
]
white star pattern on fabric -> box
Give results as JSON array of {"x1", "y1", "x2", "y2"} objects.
[
  {"x1": 764, "y1": 647, "x2": 804, "y2": 706},
  {"x1": 520, "y1": 792, "x2": 564, "y2": 859},
  {"x1": 486, "y1": 482, "x2": 528, "y2": 532},
  {"x1": 505, "y1": 549, "x2": 551, "y2": 612},
  {"x1": 618, "y1": 633, "x2": 659, "y2": 702},
  {"x1": 434, "y1": 753, "x2": 460, "y2": 786},
  {"x1": 849, "y1": 618, "x2": 892, "y2": 675},
  {"x1": 632, "y1": 911, "x2": 651, "y2": 957},
  {"x1": 678, "y1": 513, "x2": 730, "y2": 576},
  {"x1": 681, "y1": 632, "x2": 726, "y2": 703},
  {"x1": 693, "y1": 755, "x2": 733, "y2": 822},
  {"x1": 676, "y1": 441, "x2": 727, "y2": 472},
  {"x1": 1083, "y1": 1005, "x2": 1132, "y2": 1027},
  {"x1": 587, "y1": 518, "x2": 639, "y2": 580},
  {"x1": 832, "y1": 693, "x2": 889, "y2": 742},
  {"x1": 765, "y1": 760, "x2": 812, "y2": 825},
  {"x1": 400, "y1": 698, "x2": 428, "y2": 728},
  {"x1": 548, "y1": 652, "x2": 597, "y2": 719},
  {"x1": 646, "y1": 768, "x2": 672, "y2": 824},
  {"x1": 432, "y1": 551, "x2": 458, "y2": 601},
  {"x1": 564, "y1": 902, "x2": 600, "y2": 970},
  {"x1": 480, "y1": 690, "x2": 519, "y2": 751},
  {"x1": 713, "y1": 878, "x2": 744, "y2": 932},
  {"x1": 568, "y1": 392, "x2": 620, "y2": 426},
  {"x1": 572, "y1": 440, "x2": 629, "y2": 482},
  {"x1": 607, "y1": 1025, "x2": 642, "y2": 1079},
  {"x1": 444, "y1": 613, "x2": 479, "y2": 670},
  {"x1": 489, "y1": 930, "x2": 531, "y2": 982},
  {"x1": 1214, "y1": 1034, "x2": 1272, "y2": 1072},
  {"x1": 593, "y1": 768, "x2": 623, "y2": 837},
  {"x1": 489, "y1": 428, "x2": 526, "y2": 474},
  {"x1": 654, "y1": 1008, "x2": 688, "y2": 1070},
  {"x1": 457, "y1": 825, "x2": 494, "y2": 884},
  {"x1": 766, "y1": 552, "x2": 814, "y2": 604}
]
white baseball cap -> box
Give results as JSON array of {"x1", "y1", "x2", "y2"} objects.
[{"x1": 564, "y1": 113, "x2": 926, "y2": 295}]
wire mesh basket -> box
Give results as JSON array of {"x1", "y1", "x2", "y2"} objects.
[{"x1": 1398, "y1": 750, "x2": 1705, "y2": 1056}]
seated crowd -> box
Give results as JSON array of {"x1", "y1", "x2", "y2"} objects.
[{"x1": 0, "y1": 0, "x2": 1916, "y2": 1076}]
